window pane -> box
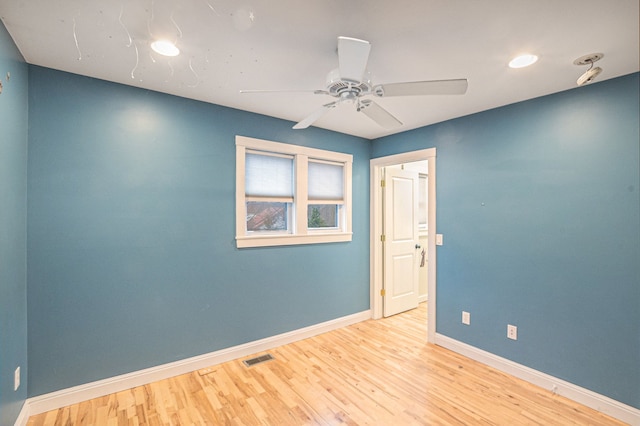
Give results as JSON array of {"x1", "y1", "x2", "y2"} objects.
[
  {"x1": 308, "y1": 204, "x2": 339, "y2": 228},
  {"x1": 308, "y1": 161, "x2": 343, "y2": 200},
  {"x1": 247, "y1": 202, "x2": 289, "y2": 231},
  {"x1": 246, "y1": 152, "x2": 293, "y2": 198}
]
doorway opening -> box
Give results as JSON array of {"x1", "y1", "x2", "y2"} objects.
[{"x1": 370, "y1": 149, "x2": 437, "y2": 341}]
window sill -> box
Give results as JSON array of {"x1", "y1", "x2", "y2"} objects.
[{"x1": 236, "y1": 232, "x2": 353, "y2": 248}]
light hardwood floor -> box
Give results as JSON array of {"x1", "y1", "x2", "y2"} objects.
[{"x1": 28, "y1": 304, "x2": 625, "y2": 425}]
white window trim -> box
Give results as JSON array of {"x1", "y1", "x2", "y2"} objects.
[{"x1": 236, "y1": 135, "x2": 353, "y2": 248}]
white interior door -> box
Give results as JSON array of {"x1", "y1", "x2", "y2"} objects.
[{"x1": 383, "y1": 168, "x2": 420, "y2": 317}]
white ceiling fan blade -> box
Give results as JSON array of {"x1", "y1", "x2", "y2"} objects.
[
  {"x1": 338, "y1": 36, "x2": 371, "y2": 83},
  {"x1": 292, "y1": 101, "x2": 338, "y2": 129},
  {"x1": 358, "y1": 100, "x2": 402, "y2": 129},
  {"x1": 240, "y1": 89, "x2": 329, "y2": 95},
  {"x1": 374, "y1": 79, "x2": 468, "y2": 97}
]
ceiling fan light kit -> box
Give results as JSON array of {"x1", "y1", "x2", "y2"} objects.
[
  {"x1": 241, "y1": 36, "x2": 469, "y2": 130},
  {"x1": 573, "y1": 53, "x2": 604, "y2": 86}
]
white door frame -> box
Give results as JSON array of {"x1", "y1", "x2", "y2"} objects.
[{"x1": 370, "y1": 148, "x2": 437, "y2": 341}]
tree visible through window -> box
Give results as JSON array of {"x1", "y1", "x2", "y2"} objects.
[
  {"x1": 308, "y1": 205, "x2": 337, "y2": 228},
  {"x1": 308, "y1": 206, "x2": 326, "y2": 228}
]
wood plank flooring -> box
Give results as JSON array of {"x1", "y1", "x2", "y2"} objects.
[{"x1": 28, "y1": 304, "x2": 625, "y2": 425}]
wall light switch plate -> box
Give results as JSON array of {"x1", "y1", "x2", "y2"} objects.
[
  {"x1": 14, "y1": 366, "x2": 20, "y2": 391},
  {"x1": 436, "y1": 234, "x2": 443, "y2": 246}
]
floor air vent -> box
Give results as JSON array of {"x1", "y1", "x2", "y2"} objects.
[{"x1": 243, "y1": 353, "x2": 274, "y2": 367}]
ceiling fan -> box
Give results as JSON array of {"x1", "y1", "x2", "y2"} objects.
[{"x1": 241, "y1": 36, "x2": 468, "y2": 130}]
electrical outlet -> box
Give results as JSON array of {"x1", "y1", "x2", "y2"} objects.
[
  {"x1": 14, "y1": 366, "x2": 20, "y2": 391},
  {"x1": 462, "y1": 311, "x2": 470, "y2": 325},
  {"x1": 507, "y1": 324, "x2": 518, "y2": 340}
]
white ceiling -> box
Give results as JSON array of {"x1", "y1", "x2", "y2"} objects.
[{"x1": 1, "y1": 0, "x2": 638, "y2": 139}]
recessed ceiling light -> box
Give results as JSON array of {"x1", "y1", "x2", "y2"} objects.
[
  {"x1": 151, "y1": 40, "x2": 180, "y2": 57},
  {"x1": 509, "y1": 54, "x2": 538, "y2": 69}
]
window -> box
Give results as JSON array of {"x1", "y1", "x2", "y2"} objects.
[
  {"x1": 245, "y1": 152, "x2": 293, "y2": 233},
  {"x1": 236, "y1": 136, "x2": 352, "y2": 248},
  {"x1": 307, "y1": 159, "x2": 344, "y2": 230}
]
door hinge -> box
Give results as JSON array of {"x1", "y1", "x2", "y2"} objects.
[
  {"x1": 380, "y1": 179, "x2": 386, "y2": 187},
  {"x1": 380, "y1": 289, "x2": 386, "y2": 296},
  {"x1": 380, "y1": 234, "x2": 386, "y2": 242}
]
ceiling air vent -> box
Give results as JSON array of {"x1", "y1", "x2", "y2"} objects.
[{"x1": 242, "y1": 353, "x2": 274, "y2": 367}]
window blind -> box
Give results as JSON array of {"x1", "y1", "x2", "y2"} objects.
[
  {"x1": 245, "y1": 152, "x2": 293, "y2": 198},
  {"x1": 308, "y1": 160, "x2": 344, "y2": 200}
]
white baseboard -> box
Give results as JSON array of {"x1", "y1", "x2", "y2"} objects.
[
  {"x1": 434, "y1": 333, "x2": 640, "y2": 426},
  {"x1": 13, "y1": 402, "x2": 29, "y2": 426},
  {"x1": 18, "y1": 310, "x2": 371, "y2": 424}
]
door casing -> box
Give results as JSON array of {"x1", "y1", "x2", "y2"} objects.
[{"x1": 370, "y1": 148, "x2": 437, "y2": 341}]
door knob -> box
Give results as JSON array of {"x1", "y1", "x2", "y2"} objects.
[{"x1": 415, "y1": 244, "x2": 421, "y2": 249}]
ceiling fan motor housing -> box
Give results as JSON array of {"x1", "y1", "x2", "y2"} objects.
[{"x1": 325, "y1": 68, "x2": 372, "y2": 98}]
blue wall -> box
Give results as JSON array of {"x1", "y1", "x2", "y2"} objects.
[
  {"x1": 0, "y1": 21, "x2": 29, "y2": 426},
  {"x1": 27, "y1": 66, "x2": 371, "y2": 396},
  {"x1": 372, "y1": 73, "x2": 640, "y2": 408}
]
